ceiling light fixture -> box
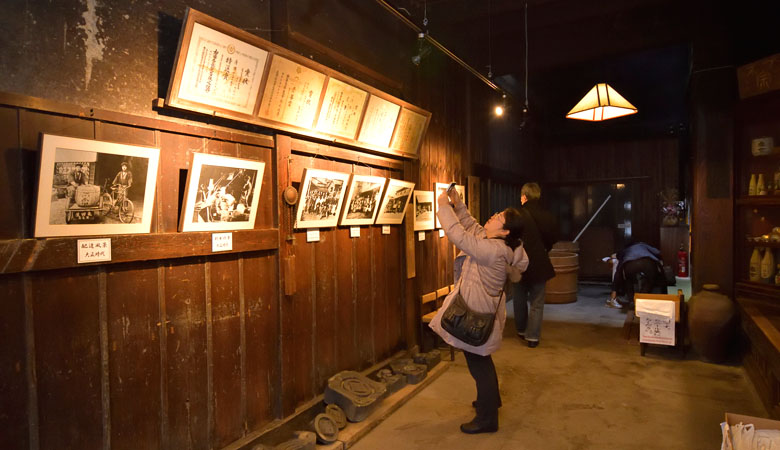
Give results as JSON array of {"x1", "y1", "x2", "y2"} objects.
[{"x1": 566, "y1": 83, "x2": 637, "y2": 121}]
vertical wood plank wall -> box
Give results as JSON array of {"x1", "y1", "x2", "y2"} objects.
[{"x1": 0, "y1": 95, "x2": 442, "y2": 449}]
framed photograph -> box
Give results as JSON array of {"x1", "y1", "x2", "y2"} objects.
[
  {"x1": 166, "y1": 9, "x2": 270, "y2": 118},
  {"x1": 434, "y1": 182, "x2": 466, "y2": 228},
  {"x1": 413, "y1": 190, "x2": 435, "y2": 231},
  {"x1": 295, "y1": 168, "x2": 351, "y2": 229},
  {"x1": 179, "y1": 153, "x2": 265, "y2": 232},
  {"x1": 34, "y1": 134, "x2": 160, "y2": 237},
  {"x1": 339, "y1": 174, "x2": 386, "y2": 226},
  {"x1": 375, "y1": 179, "x2": 415, "y2": 225}
]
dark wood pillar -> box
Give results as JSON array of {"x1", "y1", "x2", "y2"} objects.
[{"x1": 689, "y1": 1, "x2": 736, "y2": 294}]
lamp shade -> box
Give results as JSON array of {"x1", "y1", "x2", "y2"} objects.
[{"x1": 566, "y1": 83, "x2": 637, "y2": 121}]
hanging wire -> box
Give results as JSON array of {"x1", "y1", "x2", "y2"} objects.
[
  {"x1": 524, "y1": 2, "x2": 529, "y2": 113},
  {"x1": 487, "y1": 0, "x2": 493, "y2": 79}
]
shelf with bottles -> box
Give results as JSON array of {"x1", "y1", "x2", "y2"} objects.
[
  {"x1": 746, "y1": 245, "x2": 780, "y2": 288},
  {"x1": 744, "y1": 169, "x2": 780, "y2": 198}
]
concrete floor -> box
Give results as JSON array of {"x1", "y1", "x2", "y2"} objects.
[{"x1": 351, "y1": 284, "x2": 766, "y2": 450}]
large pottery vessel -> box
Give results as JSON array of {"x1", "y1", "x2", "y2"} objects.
[{"x1": 687, "y1": 284, "x2": 737, "y2": 363}]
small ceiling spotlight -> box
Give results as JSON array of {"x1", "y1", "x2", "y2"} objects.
[{"x1": 494, "y1": 93, "x2": 507, "y2": 117}]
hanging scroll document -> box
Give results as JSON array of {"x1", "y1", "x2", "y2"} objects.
[
  {"x1": 390, "y1": 108, "x2": 428, "y2": 156},
  {"x1": 315, "y1": 78, "x2": 369, "y2": 140},
  {"x1": 170, "y1": 22, "x2": 268, "y2": 116},
  {"x1": 257, "y1": 55, "x2": 326, "y2": 129},
  {"x1": 357, "y1": 95, "x2": 401, "y2": 148}
]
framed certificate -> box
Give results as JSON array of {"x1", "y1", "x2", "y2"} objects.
[
  {"x1": 357, "y1": 95, "x2": 401, "y2": 148},
  {"x1": 166, "y1": 9, "x2": 269, "y2": 118},
  {"x1": 257, "y1": 55, "x2": 327, "y2": 129},
  {"x1": 315, "y1": 78, "x2": 369, "y2": 139},
  {"x1": 390, "y1": 107, "x2": 429, "y2": 156}
]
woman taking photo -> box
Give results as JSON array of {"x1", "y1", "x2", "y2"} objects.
[{"x1": 429, "y1": 187, "x2": 528, "y2": 434}]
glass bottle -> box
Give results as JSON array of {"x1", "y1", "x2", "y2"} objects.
[
  {"x1": 760, "y1": 247, "x2": 775, "y2": 283},
  {"x1": 757, "y1": 174, "x2": 767, "y2": 195},
  {"x1": 749, "y1": 247, "x2": 761, "y2": 282},
  {"x1": 749, "y1": 173, "x2": 757, "y2": 196},
  {"x1": 774, "y1": 165, "x2": 780, "y2": 194}
]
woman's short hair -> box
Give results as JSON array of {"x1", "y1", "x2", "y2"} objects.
[
  {"x1": 521, "y1": 182, "x2": 541, "y2": 201},
  {"x1": 502, "y1": 207, "x2": 524, "y2": 250}
]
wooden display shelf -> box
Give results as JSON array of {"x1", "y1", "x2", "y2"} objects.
[
  {"x1": 0, "y1": 228, "x2": 279, "y2": 274},
  {"x1": 736, "y1": 281, "x2": 780, "y2": 301},
  {"x1": 736, "y1": 196, "x2": 780, "y2": 206},
  {"x1": 743, "y1": 241, "x2": 780, "y2": 249}
]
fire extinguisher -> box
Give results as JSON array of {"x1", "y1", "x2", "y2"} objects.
[{"x1": 677, "y1": 244, "x2": 688, "y2": 278}]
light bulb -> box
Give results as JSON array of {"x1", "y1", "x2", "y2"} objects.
[{"x1": 494, "y1": 105, "x2": 504, "y2": 116}]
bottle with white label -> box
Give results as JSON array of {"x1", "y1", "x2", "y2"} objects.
[
  {"x1": 760, "y1": 247, "x2": 775, "y2": 283},
  {"x1": 749, "y1": 247, "x2": 761, "y2": 282}
]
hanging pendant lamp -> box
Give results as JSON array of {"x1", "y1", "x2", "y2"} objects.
[{"x1": 566, "y1": 83, "x2": 637, "y2": 121}]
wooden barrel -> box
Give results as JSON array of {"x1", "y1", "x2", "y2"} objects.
[
  {"x1": 75, "y1": 184, "x2": 101, "y2": 207},
  {"x1": 545, "y1": 251, "x2": 579, "y2": 303},
  {"x1": 552, "y1": 240, "x2": 580, "y2": 253}
]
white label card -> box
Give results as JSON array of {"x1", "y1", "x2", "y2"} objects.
[
  {"x1": 418, "y1": 231, "x2": 425, "y2": 241},
  {"x1": 382, "y1": 225, "x2": 390, "y2": 235},
  {"x1": 77, "y1": 238, "x2": 112, "y2": 264},
  {"x1": 350, "y1": 226, "x2": 360, "y2": 238},
  {"x1": 212, "y1": 232, "x2": 233, "y2": 252},
  {"x1": 307, "y1": 229, "x2": 320, "y2": 242},
  {"x1": 439, "y1": 229, "x2": 445, "y2": 238}
]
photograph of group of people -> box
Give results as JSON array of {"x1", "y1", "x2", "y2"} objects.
[
  {"x1": 294, "y1": 169, "x2": 420, "y2": 229},
  {"x1": 179, "y1": 153, "x2": 266, "y2": 232}
]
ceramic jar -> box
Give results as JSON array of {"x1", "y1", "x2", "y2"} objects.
[{"x1": 687, "y1": 284, "x2": 737, "y2": 363}]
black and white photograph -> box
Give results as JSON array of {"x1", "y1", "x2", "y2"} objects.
[
  {"x1": 34, "y1": 134, "x2": 160, "y2": 237},
  {"x1": 375, "y1": 179, "x2": 415, "y2": 225},
  {"x1": 413, "y1": 190, "x2": 435, "y2": 231},
  {"x1": 295, "y1": 168, "x2": 351, "y2": 229},
  {"x1": 340, "y1": 174, "x2": 386, "y2": 226},
  {"x1": 434, "y1": 182, "x2": 466, "y2": 228},
  {"x1": 179, "y1": 153, "x2": 265, "y2": 232}
]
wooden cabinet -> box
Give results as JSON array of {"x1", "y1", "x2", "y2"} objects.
[
  {"x1": 734, "y1": 90, "x2": 780, "y2": 301},
  {"x1": 734, "y1": 89, "x2": 780, "y2": 418}
]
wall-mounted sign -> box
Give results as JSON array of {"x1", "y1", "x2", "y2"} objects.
[
  {"x1": 77, "y1": 238, "x2": 112, "y2": 263},
  {"x1": 212, "y1": 232, "x2": 233, "y2": 252},
  {"x1": 165, "y1": 8, "x2": 431, "y2": 159}
]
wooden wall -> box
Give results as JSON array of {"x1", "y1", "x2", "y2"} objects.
[
  {"x1": 542, "y1": 136, "x2": 682, "y2": 247},
  {"x1": 0, "y1": 93, "x2": 439, "y2": 449}
]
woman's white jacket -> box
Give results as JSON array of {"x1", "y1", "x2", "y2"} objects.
[{"x1": 429, "y1": 201, "x2": 529, "y2": 356}]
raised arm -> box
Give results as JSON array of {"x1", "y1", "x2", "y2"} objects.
[{"x1": 437, "y1": 195, "x2": 500, "y2": 266}]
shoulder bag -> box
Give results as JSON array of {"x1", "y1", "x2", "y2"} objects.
[{"x1": 440, "y1": 276, "x2": 503, "y2": 347}]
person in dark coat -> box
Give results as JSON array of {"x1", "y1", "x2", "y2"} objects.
[
  {"x1": 607, "y1": 242, "x2": 666, "y2": 308},
  {"x1": 512, "y1": 182, "x2": 558, "y2": 348}
]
